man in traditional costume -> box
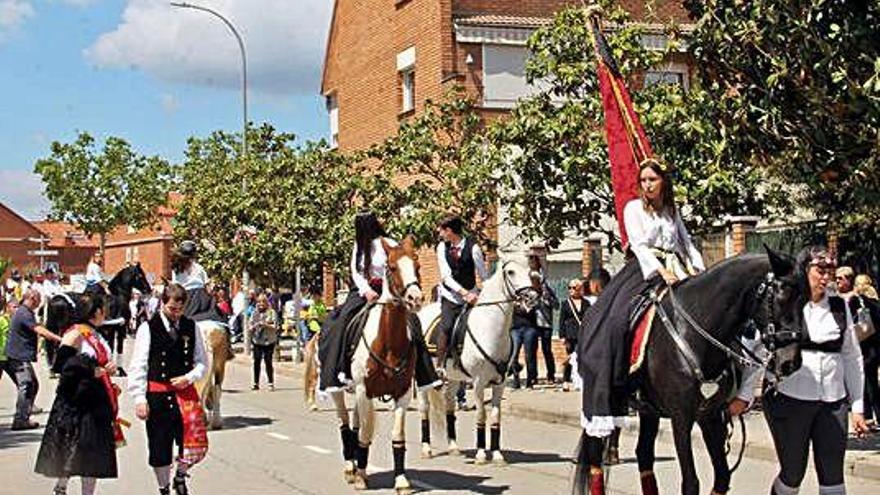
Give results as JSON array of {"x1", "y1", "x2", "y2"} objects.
[{"x1": 128, "y1": 283, "x2": 209, "y2": 495}]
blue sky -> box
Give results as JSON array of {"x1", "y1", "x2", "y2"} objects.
[{"x1": 0, "y1": 0, "x2": 332, "y2": 219}]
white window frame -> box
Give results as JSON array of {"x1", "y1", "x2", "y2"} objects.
[
  {"x1": 644, "y1": 61, "x2": 690, "y2": 92},
  {"x1": 397, "y1": 47, "x2": 416, "y2": 114},
  {"x1": 326, "y1": 92, "x2": 339, "y2": 149}
]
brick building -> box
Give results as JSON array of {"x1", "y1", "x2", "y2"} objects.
[
  {"x1": 104, "y1": 194, "x2": 180, "y2": 285},
  {"x1": 320, "y1": 0, "x2": 692, "y2": 301},
  {"x1": 31, "y1": 221, "x2": 98, "y2": 275},
  {"x1": 0, "y1": 202, "x2": 51, "y2": 275}
]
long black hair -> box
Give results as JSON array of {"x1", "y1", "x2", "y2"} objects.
[
  {"x1": 46, "y1": 292, "x2": 105, "y2": 334},
  {"x1": 355, "y1": 211, "x2": 386, "y2": 277},
  {"x1": 794, "y1": 244, "x2": 833, "y2": 301}
]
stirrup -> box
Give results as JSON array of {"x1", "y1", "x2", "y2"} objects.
[
  {"x1": 159, "y1": 487, "x2": 170, "y2": 495},
  {"x1": 53, "y1": 487, "x2": 67, "y2": 495}
]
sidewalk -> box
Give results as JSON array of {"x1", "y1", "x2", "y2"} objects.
[{"x1": 248, "y1": 355, "x2": 880, "y2": 481}]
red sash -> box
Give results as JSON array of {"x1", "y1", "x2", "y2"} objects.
[
  {"x1": 148, "y1": 380, "x2": 209, "y2": 466},
  {"x1": 79, "y1": 325, "x2": 129, "y2": 447}
]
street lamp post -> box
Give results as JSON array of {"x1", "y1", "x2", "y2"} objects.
[{"x1": 170, "y1": 2, "x2": 248, "y2": 158}]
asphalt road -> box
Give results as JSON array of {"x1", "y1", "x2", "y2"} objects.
[{"x1": 2, "y1": 351, "x2": 877, "y2": 494}]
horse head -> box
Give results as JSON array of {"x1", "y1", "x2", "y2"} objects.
[
  {"x1": 752, "y1": 247, "x2": 804, "y2": 379},
  {"x1": 111, "y1": 262, "x2": 152, "y2": 296},
  {"x1": 382, "y1": 236, "x2": 422, "y2": 312},
  {"x1": 497, "y1": 259, "x2": 540, "y2": 311}
]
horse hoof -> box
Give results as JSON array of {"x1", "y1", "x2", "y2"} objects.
[
  {"x1": 448, "y1": 440, "x2": 461, "y2": 456},
  {"x1": 394, "y1": 475, "x2": 412, "y2": 495},
  {"x1": 420, "y1": 443, "x2": 433, "y2": 459},
  {"x1": 308, "y1": 402, "x2": 318, "y2": 412},
  {"x1": 353, "y1": 469, "x2": 368, "y2": 490},
  {"x1": 491, "y1": 451, "x2": 507, "y2": 466},
  {"x1": 474, "y1": 449, "x2": 488, "y2": 465},
  {"x1": 343, "y1": 462, "x2": 357, "y2": 484}
]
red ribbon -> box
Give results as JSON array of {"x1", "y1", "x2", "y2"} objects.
[{"x1": 79, "y1": 326, "x2": 127, "y2": 447}]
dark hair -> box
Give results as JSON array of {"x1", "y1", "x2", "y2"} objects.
[
  {"x1": 163, "y1": 283, "x2": 189, "y2": 304},
  {"x1": 170, "y1": 250, "x2": 193, "y2": 274},
  {"x1": 77, "y1": 292, "x2": 105, "y2": 324},
  {"x1": 590, "y1": 267, "x2": 611, "y2": 289},
  {"x1": 354, "y1": 211, "x2": 386, "y2": 278},
  {"x1": 639, "y1": 159, "x2": 676, "y2": 215},
  {"x1": 794, "y1": 245, "x2": 832, "y2": 300},
  {"x1": 0, "y1": 298, "x2": 6, "y2": 313},
  {"x1": 439, "y1": 216, "x2": 464, "y2": 236}
]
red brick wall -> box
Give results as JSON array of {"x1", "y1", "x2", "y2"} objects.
[
  {"x1": 0, "y1": 204, "x2": 49, "y2": 274},
  {"x1": 105, "y1": 239, "x2": 172, "y2": 284}
]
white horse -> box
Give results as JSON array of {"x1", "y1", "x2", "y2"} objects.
[
  {"x1": 417, "y1": 260, "x2": 537, "y2": 465},
  {"x1": 331, "y1": 237, "x2": 428, "y2": 494},
  {"x1": 193, "y1": 320, "x2": 231, "y2": 430}
]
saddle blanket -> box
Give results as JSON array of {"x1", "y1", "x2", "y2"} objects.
[{"x1": 629, "y1": 304, "x2": 657, "y2": 374}]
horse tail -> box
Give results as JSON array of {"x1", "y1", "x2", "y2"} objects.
[
  {"x1": 303, "y1": 338, "x2": 318, "y2": 407},
  {"x1": 426, "y1": 385, "x2": 446, "y2": 443},
  {"x1": 571, "y1": 430, "x2": 589, "y2": 495}
]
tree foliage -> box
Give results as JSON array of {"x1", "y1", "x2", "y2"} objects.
[
  {"x1": 34, "y1": 132, "x2": 173, "y2": 254},
  {"x1": 684, "y1": 0, "x2": 880, "y2": 228},
  {"x1": 494, "y1": 2, "x2": 777, "y2": 249}
]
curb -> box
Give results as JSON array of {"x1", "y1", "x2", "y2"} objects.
[{"x1": 230, "y1": 360, "x2": 880, "y2": 481}]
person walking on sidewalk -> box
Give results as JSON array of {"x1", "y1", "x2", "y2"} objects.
[
  {"x1": 730, "y1": 246, "x2": 870, "y2": 495},
  {"x1": 5, "y1": 289, "x2": 62, "y2": 430},
  {"x1": 249, "y1": 293, "x2": 278, "y2": 391},
  {"x1": 128, "y1": 283, "x2": 209, "y2": 495},
  {"x1": 528, "y1": 251, "x2": 559, "y2": 385},
  {"x1": 559, "y1": 278, "x2": 589, "y2": 392}
]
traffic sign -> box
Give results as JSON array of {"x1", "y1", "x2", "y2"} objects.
[{"x1": 27, "y1": 250, "x2": 59, "y2": 256}]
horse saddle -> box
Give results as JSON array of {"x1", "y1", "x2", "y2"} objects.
[{"x1": 627, "y1": 287, "x2": 666, "y2": 375}]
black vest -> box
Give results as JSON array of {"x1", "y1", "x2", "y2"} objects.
[
  {"x1": 146, "y1": 313, "x2": 197, "y2": 384},
  {"x1": 800, "y1": 296, "x2": 848, "y2": 353},
  {"x1": 444, "y1": 237, "x2": 477, "y2": 291}
]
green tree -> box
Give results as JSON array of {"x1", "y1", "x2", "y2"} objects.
[
  {"x1": 684, "y1": 0, "x2": 880, "y2": 229},
  {"x1": 367, "y1": 91, "x2": 505, "y2": 249},
  {"x1": 175, "y1": 124, "x2": 368, "y2": 285},
  {"x1": 494, "y1": 2, "x2": 777, "y2": 250},
  {"x1": 34, "y1": 132, "x2": 173, "y2": 256}
]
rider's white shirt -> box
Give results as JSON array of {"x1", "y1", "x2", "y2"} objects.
[
  {"x1": 86, "y1": 261, "x2": 104, "y2": 285},
  {"x1": 623, "y1": 199, "x2": 705, "y2": 280},
  {"x1": 436, "y1": 238, "x2": 489, "y2": 305},
  {"x1": 350, "y1": 237, "x2": 396, "y2": 297},
  {"x1": 127, "y1": 311, "x2": 208, "y2": 406},
  {"x1": 172, "y1": 261, "x2": 209, "y2": 290},
  {"x1": 737, "y1": 295, "x2": 865, "y2": 413}
]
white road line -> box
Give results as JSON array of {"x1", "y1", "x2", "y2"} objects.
[
  {"x1": 266, "y1": 432, "x2": 291, "y2": 441},
  {"x1": 303, "y1": 444, "x2": 332, "y2": 455}
]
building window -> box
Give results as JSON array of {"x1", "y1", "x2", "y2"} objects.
[
  {"x1": 644, "y1": 63, "x2": 690, "y2": 91},
  {"x1": 326, "y1": 93, "x2": 339, "y2": 149},
  {"x1": 397, "y1": 47, "x2": 416, "y2": 115},
  {"x1": 401, "y1": 69, "x2": 415, "y2": 113},
  {"x1": 125, "y1": 247, "x2": 133, "y2": 263},
  {"x1": 482, "y1": 44, "x2": 542, "y2": 109}
]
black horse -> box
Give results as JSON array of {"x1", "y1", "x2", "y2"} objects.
[
  {"x1": 97, "y1": 263, "x2": 151, "y2": 370},
  {"x1": 574, "y1": 249, "x2": 804, "y2": 495}
]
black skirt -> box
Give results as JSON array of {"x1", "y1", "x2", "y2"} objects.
[
  {"x1": 184, "y1": 288, "x2": 224, "y2": 322},
  {"x1": 318, "y1": 291, "x2": 368, "y2": 391},
  {"x1": 35, "y1": 346, "x2": 118, "y2": 479},
  {"x1": 577, "y1": 259, "x2": 660, "y2": 436}
]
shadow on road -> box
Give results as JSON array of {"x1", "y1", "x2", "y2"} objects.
[
  {"x1": 214, "y1": 415, "x2": 273, "y2": 431},
  {"x1": 0, "y1": 427, "x2": 44, "y2": 449},
  {"x1": 370, "y1": 469, "x2": 508, "y2": 494},
  {"x1": 848, "y1": 434, "x2": 880, "y2": 451}
]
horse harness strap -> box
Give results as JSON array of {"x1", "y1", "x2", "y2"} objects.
[
  {"x1": 354, "y1": 302, "x2": 414, "y2": 385},
  {"x1": 455, "y1": 319, "x2": 512, "y2": 386}
]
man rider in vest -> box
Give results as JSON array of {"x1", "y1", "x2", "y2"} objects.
[{"x1": 434, "y1": 216, "x2": 489, "y2": 371}]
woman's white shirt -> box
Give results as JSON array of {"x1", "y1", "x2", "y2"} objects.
[
  {"x1": 623, "y1": 199, "x2": 705, "y2": 280},
  {"x1": 350, "y1": 237, "x2": 398, "y2": 297},
  {"x1": 172, "y1": 261, "x2": 209, "y2": 290},
  {"x1": 737, "y1": 295, "x2": 865, "y2": 413},
  {"x1": 86, "y1": 262, "x2": 104, "y2": 284}
]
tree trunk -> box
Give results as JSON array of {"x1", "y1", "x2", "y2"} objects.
[{"x1": 99, "y1": 232, "x2": 106, "y2": 262}]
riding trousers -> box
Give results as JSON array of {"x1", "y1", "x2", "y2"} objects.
[{"x1": 763, "y1": 391, "x2": 848, "y2": 494}]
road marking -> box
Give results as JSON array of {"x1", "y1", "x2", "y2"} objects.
[
  {"x1": 303, "y1": 444, "x2": 332, "y2": 455},
  {"x1": 266, "y1": 432, "x2": 291, "y2": 441},
  {"x1": 368, "y1": 464, "x2": 443, "y2": 492}
]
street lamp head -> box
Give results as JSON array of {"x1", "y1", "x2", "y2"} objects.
[{"x1": 170, "y1": 2, "x2": 194, "y2": 8}]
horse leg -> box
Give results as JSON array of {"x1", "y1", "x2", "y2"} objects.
[
  {"x1": 392, "y1": 393, "x2": 412, "y2": 495},
  {"x1": 698, "y1": 410, "x2": 731, "y2": 495},
  {"x1": 445, "y1": 381, "x2": 460, "y2": 456},
  {"x1": 489, "y1": 382, "x2": 506, "y2": 465},
  {"x1": 671, "y1": 415, "x2": 700, "y2": 495},
  {"x1": 353, "y1": 385, "x2": 373, "y2": 490},
  {"x1": 332, "y1": 392, "x2": 357, "y2": 484},
  {"x1": 212, "y1": 361, "x2": 226, "y2": 429},
  {"x1": 418, "y1": 388, "x2": 432, "y2": 459},
  {"x1": 636, "y1": 411, "x2": 660, "y2": 495},
  {"x1": 473, "y1": 383, "x2": 489, "y2": 465}
]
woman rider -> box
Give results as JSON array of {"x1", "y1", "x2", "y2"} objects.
[
  {"x1": 171, "y1": 241, "x2": 234, "y2": 359},
  {"x1": 318, "y1": 211, "x2": 438, "y2": 393},
  {"x1": 576, "y1": 158, "x2": 705, "y2": 494}
]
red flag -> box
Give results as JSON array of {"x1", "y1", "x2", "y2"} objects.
[{"x1": 589, "y1": 16, "x2": 653, "y2": 248}]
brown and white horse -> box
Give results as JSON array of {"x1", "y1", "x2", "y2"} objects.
[
  {"x1": 194, "y1": 320, "x2": 231, "y2": 429},
  {"x1": 330, "y1": 236, "x2": 425, "y2": 494}
]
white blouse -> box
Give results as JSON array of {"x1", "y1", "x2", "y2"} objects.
[
  {"x1": 350, "y1": 237, "x2": 397, "y2": 297},
  {"x1": 623, "y1": 199, "x2": 705, "y2": 280},
  {"x1": 737, "y1": 295, "x2": 865, "y2": 413},
  {"x1": 172, "y1": 261, "x2": 209, "y2": 291}
]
